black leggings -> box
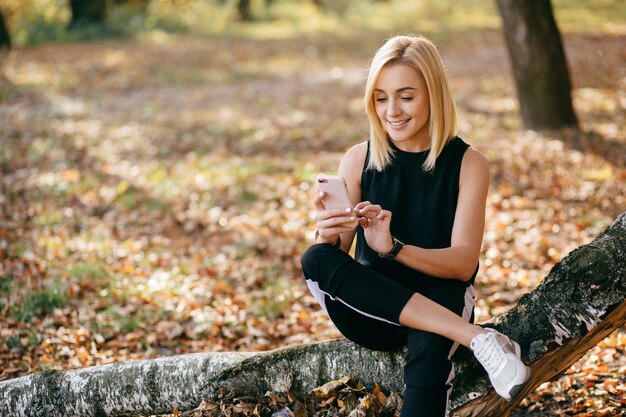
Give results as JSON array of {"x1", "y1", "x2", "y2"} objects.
[{"x1": 300, "y1": 243, "x2": 476, "y2": 417}]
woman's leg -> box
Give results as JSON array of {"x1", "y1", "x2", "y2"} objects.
[
  {"x1": 399, "y1": 292, "x2": 481, "y2": 348},
  {"x1": 323, "y1": 294, "x2": 408, "y2": 351},
  {"x1": 301, "y1": 243, "x2": 416, "y2": 328},
  {"x1": 301, "y1": 243, "x2": 530, "y2": 401},
  {"x1": 398, "y1": 283, "x2": 531, "y2": 401},
  {"x1": 401, "y1": 281, "x2": 475, "y2": 417},
  {"x1": 301, "y1": 243, "x2": 478, "y2": 346},
  {"x1": 301, "y1": 243, "x2": 409, "y2": 350}
]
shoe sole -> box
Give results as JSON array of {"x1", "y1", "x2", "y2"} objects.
[
  {"x1": 479, "y1": 331, "x2": 532, "y2": 401},
  {"x1": 501, "y1": 364, "x2": 531, "y2": 401},
  {"x1": 498, "y1": 340, "x2": 531, "y2": 401}
]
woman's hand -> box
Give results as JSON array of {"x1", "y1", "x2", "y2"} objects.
[
  {"x1": 355, "y1": 201, "x2": 394, "y2": 254},
  {"x1": 313, "y1": 191, "x2": 358, "y2": 244}
]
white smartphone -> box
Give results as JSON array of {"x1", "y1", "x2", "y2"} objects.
[{"x1": 316, "y1": 174, "x2": 353, "y2": 210}]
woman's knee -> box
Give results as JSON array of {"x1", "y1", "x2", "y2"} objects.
[{"x1": 300, "y1": 242, "x2": 341, "y2": 278}]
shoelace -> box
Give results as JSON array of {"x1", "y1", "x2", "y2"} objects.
[{"x1": 475, "y1": 333, "x2": 506, "y2": 375}]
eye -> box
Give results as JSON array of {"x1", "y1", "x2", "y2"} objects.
[
  {"x1": 375, "y1": 97, "x2": 388, "y2": 103},
  {"x1": 400, "y1": 96, "x2": 413, "y2": 101}
]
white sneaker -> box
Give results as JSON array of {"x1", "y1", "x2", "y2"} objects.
[{"x1": 470, "y1": 328, "x2": 531, "y2": 400}]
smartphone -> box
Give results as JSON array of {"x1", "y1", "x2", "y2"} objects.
[{"x1": 316, "y1": 174, "x2": 353, "y2": 210}]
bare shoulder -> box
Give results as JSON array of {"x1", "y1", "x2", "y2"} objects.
[
  {"x1": 461, "y1": 146, "x2": 490, "y2": 181},
  {"x1": 342, "y1": 141, "x2": 368, "y2": 168},
  {"x1": 339, "y1": 141, "x2": 368, "y2": 178},
  {"x1": 338, "y1": 141, "x2": 368, "y2": 202}
]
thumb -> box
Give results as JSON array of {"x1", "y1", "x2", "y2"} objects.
[
  {"x1": 378, "y1": 210, "x2": 392, "y2": 220},
  {"x1": 313, "y1": 191, "x2": 326, "y2": 211}
]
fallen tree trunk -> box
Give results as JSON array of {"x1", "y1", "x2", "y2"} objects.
[{"x1": 1, "y1": 211, "x2": 625, "y2": 417}]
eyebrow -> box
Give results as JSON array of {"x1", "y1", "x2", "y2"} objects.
[{"x1": 374, "y1": 87, "x2": 417, "y2": 93}]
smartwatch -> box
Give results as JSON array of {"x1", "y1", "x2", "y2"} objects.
[{"x1": 378, "y1": 236, "x2": 404, "y2": 259}]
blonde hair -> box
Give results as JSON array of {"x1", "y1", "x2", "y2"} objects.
[{"x1": 364, "y1": 34, "x2": 458, "y2": 172}]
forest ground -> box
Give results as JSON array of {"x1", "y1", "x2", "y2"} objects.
[{"x1": 1, "y1": 24, "x2": 625, "y2": 416}]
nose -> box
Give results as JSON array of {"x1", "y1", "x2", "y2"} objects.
[{"x1": 386, "y1": 98, "x2": 401, "y2": 117}]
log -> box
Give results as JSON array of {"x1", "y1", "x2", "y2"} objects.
[
  {"x1": 1, "y1": 211, "x2": 625, "y2": 417},
  {"x1": 450, "y1": 210, "x2": 626, "y2": 416}
]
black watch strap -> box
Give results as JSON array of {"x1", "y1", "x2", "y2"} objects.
[{"x1": 378, "y1": 236, "x2": 404, "y2": 258}]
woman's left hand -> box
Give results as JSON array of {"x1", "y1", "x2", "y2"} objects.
[{"x1": 355, "y1": 201, "x2": 394, "y2": 254}]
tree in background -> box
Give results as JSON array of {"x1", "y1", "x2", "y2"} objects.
[
  {"x1": 112, "y1": 0, "x2": 150, "y2": 11},
  {"x1": 496, "y1": 0, "x2": 579, "y2": 130},
  {"x1": 0, "y1": 10, "x2": 11, "y2": 49},
  {"x1": 68, "y1": 0, "x2": 107, "y2": 29},
  {"x1": 237, "y1": 0, "x2": 252, "y2": 21}
]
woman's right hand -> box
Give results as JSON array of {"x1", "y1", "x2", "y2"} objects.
[{"x1": 313, "y1": 191, "x2": 358, "y2": 244}]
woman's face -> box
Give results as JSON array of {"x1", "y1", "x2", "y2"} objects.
[{"x1": 374, "y1": 63, "x2": 430, "y2": 151}]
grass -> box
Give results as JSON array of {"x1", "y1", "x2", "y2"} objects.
[
  {"x1": 0, "y1": 268, "x2": 70, "y2": 324},
  {"x1": 67, "y1": 262, "x2": 108, "y2": 285},
  {"x1": 0, "y1": 276, "x2": 11, "y2": 311},
  {"x1": 553, "y1": 0, "x2": 626, "y2": 32},
  {"x1": 11, "y1": 283, "x2": 70, "y2": 323}
]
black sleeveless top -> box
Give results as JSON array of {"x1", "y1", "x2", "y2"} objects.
[{"x1": 356, "y1": 136, "x2": 476, "y2": 289}]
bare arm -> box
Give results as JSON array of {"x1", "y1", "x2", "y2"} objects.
[
  {"x1": 393, "y1": 147, "x2": 490, "y2": 281},
  {"x1": 314, "y1": 142, "x2": 367, "y2": 253},
  {"x1": 336, "y1": 142, "x2": 367, "y2": 252}
]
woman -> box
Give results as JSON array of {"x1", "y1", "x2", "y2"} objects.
[{"x1": 301, "y1": 35, "x2": 530, "y2": 416}]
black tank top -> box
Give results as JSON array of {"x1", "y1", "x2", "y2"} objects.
[{"x1": 356, "y1": 136, "x2": 476, "y2": 289}]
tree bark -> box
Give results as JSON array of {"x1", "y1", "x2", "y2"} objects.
[
  {"x1": 237, "y1": 0, "x2": 253, "y2": 21},
  {"x1": 68, "y1": 0, "x2": 107, "y2": 29},
  {"x1": 112, "y1": 0, "x2": 150, "y2": 12},
  {"x1": 0, "y1": 10, "x2": 11, "y2": 49},
  {"x1": 1, "y1": 211, "x2": 625, "y2": 417},
  {"x1": 495, "y1": 0, "x2": 578, "y2": 130}
]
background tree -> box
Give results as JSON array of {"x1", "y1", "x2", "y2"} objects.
[
  {"x1": 496, "y1": 0, "x2": 578, "y2": 130},
  {"x1": 237, "y1": 0, "x2": 252, "y2": 21},
  {"x1": 0, "y1": 10, "x2": 10, "y2": 49},
  {"x1": 68, "y1": 0, "x2": 107, "y2": 29},
  {"x1": 112, "y1": 0, "x2": 150, "y2": 12}
]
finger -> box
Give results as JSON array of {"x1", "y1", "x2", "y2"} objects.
[
  {"x1": 358, "y1": 204, "x2": 382, "y2": 212},
  {"x1": 315, "y1": 207, "x2": 355, "y2": 222},
  {"x1": 313, "y1": 192, "x2": 326, "y2": 211},
  {"x1": 354, "y1": 201, "x2": 371, "y2": 211},
  {"x1": 377, "y1": 209, "x2": 392, "y2": 220},
  {"x1": 317, "y1": 224, "x2": 357, "y2": 239},
  {"x1": 357, "y1": 217, "x2": 368, "y2": 227},
  {"x1": 357, "y1": 204, "x2": 383, "y2": 218},
  {"x1": 318, "y1": 214, "x2": 357, "y2": 229}
]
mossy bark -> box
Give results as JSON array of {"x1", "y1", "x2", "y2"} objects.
[{"x1": 1, "y1": 212, "x2": 625, "y2": 417}]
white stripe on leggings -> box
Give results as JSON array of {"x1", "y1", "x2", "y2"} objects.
[{"x1": 305, "y1": 279, "x2": 401, "y2": 326}]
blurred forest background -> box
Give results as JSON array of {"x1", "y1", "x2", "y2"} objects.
[{"x1": 0, "y1": 0, "x2": 625, "y2": 416}]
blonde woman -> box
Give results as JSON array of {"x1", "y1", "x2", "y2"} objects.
[{"x1": 301, "y1": 35, "x2": 530, "y2": 416}]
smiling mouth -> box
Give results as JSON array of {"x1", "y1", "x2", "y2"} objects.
[{"x1": 387, "y1": 119, "x2": 410, "y2": 127}]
